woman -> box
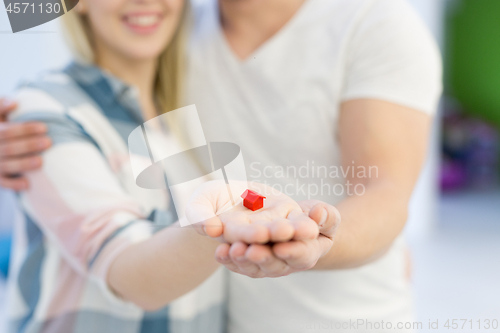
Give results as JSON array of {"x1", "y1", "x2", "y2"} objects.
[{"x1": 4, "y1": 1, "x2": 323, "y2": 332}]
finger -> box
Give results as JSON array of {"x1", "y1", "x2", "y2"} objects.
[
  {"x1": 288, "y1": 215, "x2": 319, "y2": 240},
  {"x1": 316, "y1": 235, "x2": 335, "y2": 257},
  {"x1": 253, "y1": 219, "x2": 294, "y2": 242},
  {"x1": 273, "y1": 240, "x2": 319, "y2": 270},
  {"x1": 268, "y1": 219, "x2": 295, "y2": 242},
  {"x1": 0, "y1": 122, "x2": 48, "y2": 140},
  {"x1": 249, "y1": 201, "x2": 297, "y2": 221},
  {"x1": 229, "y1": 242, "x2": 262, "y2": 277},
  {"x1": 186, "y1": 199, "x2": 224, "y2": 237},
  {"x1": 245, "y1": 244, "x2": 290, "y2": 276},
  {"x1": 224, "y1": 221, "x2": 270, "y2": 244},
  {"x1": 190, "y1": 220, "x2": 214, "y2": 238},
  {"x1": 296, "y1": 200, "x2": 320, "y2": 215},
  {"x1": 215, "y1": 243, "x2": 241, "y2": 272},
  {"x1": 0, "y1": 99, "x2": 17, "y2": 118},
  {"x1": 203, "y1": 216, "x2": 224, "y2": 238},
  {"x1": 215, "y1": 243, "x2": 231, "y2": 260},
  {"x1": 0, "y1": 136, "x2": 51, "y2": 158},
  {"x1": 192, "y1": 222, "x2": 206, "y2": 236},
  {"x1": 0, "y1": 156, "x2": 42, "y2": 175},
  {"x1": 308, "y1": 203, "x2": 341, "y2": 239},
  {"x1": 0, "y1": 176, "x2": 29, "y2": 191}
]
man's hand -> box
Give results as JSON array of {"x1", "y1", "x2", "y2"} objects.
[
  {"x1": 0, "y1": 98, "x2": 51, "y2": 190},
  {"x1": 213, "y1": 200, "x2": 341, "y2": 278},
  {"x1": 186, "y1": 180, "x2": 320, "y2": 244}
]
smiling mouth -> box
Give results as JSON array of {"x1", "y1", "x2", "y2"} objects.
[{"x1": 123, "y1": 13, "x2": 162, "y2": 34}]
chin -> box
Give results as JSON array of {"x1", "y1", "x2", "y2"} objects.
[{"x1": 123, "y1": 44, "x2": 166, "y2": 61}]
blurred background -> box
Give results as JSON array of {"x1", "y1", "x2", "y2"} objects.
[{"x1": 0, "y1": 0, "x2": 499, "y2": 331}]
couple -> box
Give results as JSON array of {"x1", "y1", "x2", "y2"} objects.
[{"x1": 0, "y1": 0, "x2": 442, "y2": 332}]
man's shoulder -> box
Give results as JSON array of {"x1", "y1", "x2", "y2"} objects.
[{"x1": 303, "y1": 0, "x2": 418, "y2": 26}]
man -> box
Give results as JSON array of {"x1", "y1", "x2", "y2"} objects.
[{"x1": 0, "y1": 0, "x2": 441, "y2": 331}]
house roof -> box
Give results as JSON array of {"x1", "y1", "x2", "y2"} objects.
[{"x1": 241, "y1": 189, "x2": 266, "y2": 202}]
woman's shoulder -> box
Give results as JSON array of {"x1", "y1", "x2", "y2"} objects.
[
  {"x1": 10, "y1": 66, "x2": 101, "y2": 146},
  {"x1": 12, "y1": 66, "x2": 92, "y2": 122}
]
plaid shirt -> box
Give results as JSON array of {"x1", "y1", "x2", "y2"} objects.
[{"x1": 6, "y1": 62, "x2": 226, "y2": 333}]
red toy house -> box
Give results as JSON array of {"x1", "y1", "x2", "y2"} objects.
[{"x1": 241, "y1": 189, "x2": 266, "y2": 211}]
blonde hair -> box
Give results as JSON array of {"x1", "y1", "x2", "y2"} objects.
[{"x1": 61, "y1": 3, "x2": 190, "y2": 114}]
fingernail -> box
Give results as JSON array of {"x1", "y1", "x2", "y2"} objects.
[{"x1": 319, "y1": 208, "x2": 328, "y2": 227}]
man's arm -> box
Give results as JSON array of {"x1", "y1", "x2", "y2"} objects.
[
  {"x1": 313, "y1": 98, "x2": 431, "y2": 269},
  {"x1": 213, "y1": 99, "x2": 431, "y2": 274},
  {"x1": 0, "y1": 98, "x2": 51, "y2": 190}
]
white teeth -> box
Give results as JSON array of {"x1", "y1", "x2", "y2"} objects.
[{"x1": 126, "y1": 15, "x2": 159, "y2": 27}]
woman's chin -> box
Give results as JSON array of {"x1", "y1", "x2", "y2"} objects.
[{"x1": 119, "y1": 46, "x2": 165, "y2": 62}]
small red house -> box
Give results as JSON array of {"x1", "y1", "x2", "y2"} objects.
[{"x1": 241, "y1": 189, "x2": 266, "y2": 211}]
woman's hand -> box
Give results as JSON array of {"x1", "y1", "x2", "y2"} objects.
[
  {"x1": 0, "y1": 98, "x2": 51, "y2": 190},
  {"x1": 214, "y1": 200, "x2": 341, "y2": 278},
  {"x1": 186, "y1": 180, "x2": 320, "y2": 244}
]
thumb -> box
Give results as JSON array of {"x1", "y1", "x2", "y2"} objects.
[
  {"x1": 308, "y1": 203, "x2": 341, "y2": 239},
  {"x1": 185, "y1": 198, "x2": 224, "y2": 238},
  {"x1": 185, "y1": 180, "x2": 232, "y2": 238}
]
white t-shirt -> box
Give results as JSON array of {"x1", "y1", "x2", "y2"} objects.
[{"x1": 185, "y1": 0, "x2": 442, "y2": 332}]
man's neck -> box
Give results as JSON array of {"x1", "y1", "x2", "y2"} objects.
[{"x1": 219, "y1": 0, "x2": 306, "y2": 60}]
